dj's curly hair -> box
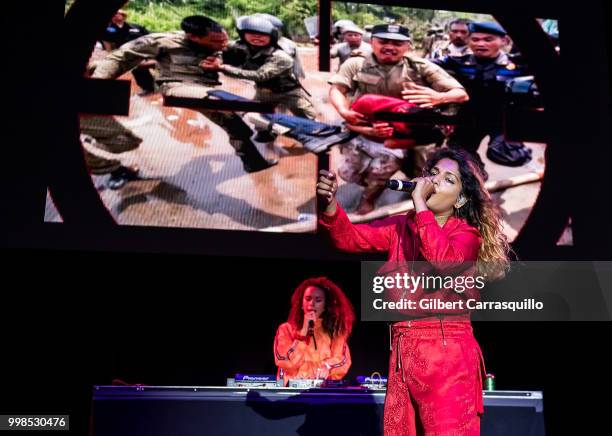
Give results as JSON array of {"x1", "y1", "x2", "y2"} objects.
[
  {"x1": 424, "y1": 148, "x2": 512, "y2": 280},
  {"x1": 287, "y1": 277, "x2": 355, "y2": 338}
]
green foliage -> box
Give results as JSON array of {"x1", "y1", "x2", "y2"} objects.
[
  {"x1": 65, "y1": 0, "x2": 492, "y2": 43},
  {"x1": 126, "y1": 3, "x2": 200, "y2": 32},
  {"x1": 279, "y1": 0, "x2": 317, "y2": 39},
  {"x1": 225, "y1": 0, "x2": 280, "y2": 16}
]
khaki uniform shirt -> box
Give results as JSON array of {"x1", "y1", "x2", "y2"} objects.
[
  {"x1": 221, "y1": 45, "x2": 294, "y2": 86},
  {"x1": 329, "y1": 53, "x2": 464, "y2": 102},
  {"x1": 92, "y1": 31, "x2": 221, "y2": 86}
]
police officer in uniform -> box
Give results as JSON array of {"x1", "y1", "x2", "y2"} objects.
[
  {"x1": 330, "y1": 23, "x2": 373, "y2": 70},
  {"x1": 203, "y1": 16, "x2": 316, "y2": 120},
  {"x1": 333, "y1": 20, "x2": 358, "y2": 43},
  {"x1": 92, "y1": 15, "x2": 275, "y2": 175},
  {"x1": 237, "y1": 13, "x2": 306, "y2": 79},
  {"x1": 329, "y1": 24, "x2": 468, "y2": 214},
  {"x1": 99, "y1": 8, "x2": 155, "y2": 95},
  {"x1": 435, "y1": 21, "x2": 533, "y2": 173},
  {"x1": 101, "y1": 9, "x2": 149, "y2": 50}
]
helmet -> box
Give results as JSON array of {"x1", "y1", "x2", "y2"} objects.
[
  {"x1": 237, "y1": 16, "x2": 276, "y2": 35},
  {"x1": 341, "y1": 23, "x2": 364, "y2": 35},
  {"x1": 252, "y1": 13, "x2": 284, "y2": 30},
  {"x1": 237, "y1": 15, "x2": 279, "y2": 46},
  {"x1": 333, "y1": 19, "x2": 356, "y2": 31}
]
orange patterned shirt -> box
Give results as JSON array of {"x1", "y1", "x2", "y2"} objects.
[{"x1": 274, "y1": 319, "x2": 351, "y2": 385}]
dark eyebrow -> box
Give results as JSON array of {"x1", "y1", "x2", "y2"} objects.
[{"x1": 433, "y1": 165, "x2": 460, "y2": 180}]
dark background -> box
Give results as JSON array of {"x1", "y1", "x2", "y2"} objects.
[
  {"x1": 4, "y1": 252, "x2": 612, "y2": 435},
  {"x1": 2, "y1": 1, "x2": 612, "y2": 435}
]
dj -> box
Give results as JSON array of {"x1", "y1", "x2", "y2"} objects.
[{"x1": 274, "y1": 277, "x2": 355, "y2": 386}]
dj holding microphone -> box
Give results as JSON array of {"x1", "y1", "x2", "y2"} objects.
[{"x1": 274, "y1": 277, "x2": 355, "y2": 386}]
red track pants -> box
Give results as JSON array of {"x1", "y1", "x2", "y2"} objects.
[{"x1": 384, "y1": 320, "x2": 486, "y2": 436}]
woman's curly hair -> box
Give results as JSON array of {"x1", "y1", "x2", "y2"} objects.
[
  {"x1": 287, "y1": 277, "x2": 355, "y2": 338},
  {"x1": 424, "y1": 148, "x2": 511, "y2": 280}
]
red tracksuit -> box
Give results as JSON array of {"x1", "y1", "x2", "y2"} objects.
[{"x1": 319, "y1": 206, "x2": 486, "y2": 436}]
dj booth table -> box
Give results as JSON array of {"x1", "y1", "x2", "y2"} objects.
[{"x1": 91, "y1": 386, "x2": 545, "y2": 436}]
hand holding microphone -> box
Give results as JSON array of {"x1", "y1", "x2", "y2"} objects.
[
  {"x1": 410, "y1": 177, "x2": 435, "y2": 205},
  {"x1": 300, "y1": 311, "x2": 317, "y2": 337},
  {"x1": 386, "y1": 177, "x2": 435, "y2": 209},
  {"x1": 308, "y1": 318, "x2": 318, "y2": 350},
  {"x1": 300, "y1": 311, "x2": 318, "y2": 350},
  {"x1": 317, "y1": 170, "x2": 338, "y2": 215}
]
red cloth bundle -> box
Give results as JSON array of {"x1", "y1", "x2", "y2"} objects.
[
  {"x1": 350, "y1": 94, "x2": 419, "y2": 136},
  {"x1": 350, "y1": 94, "x2": 444, "y2": 149}
]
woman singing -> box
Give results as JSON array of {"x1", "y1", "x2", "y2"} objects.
[
  {"x1": 316, "y1": 148, "x2": 510, "y2": 435},
  {"x1": 274, "y1": 277, "x2": 355, "y2": 386}
]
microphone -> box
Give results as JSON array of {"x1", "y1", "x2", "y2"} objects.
[
  {"x1": 386, "y1": 179, "x2": 416, "y2": 192},
  {"x1": 307, "y1": 320, "x2": 317, "y2": 350}
]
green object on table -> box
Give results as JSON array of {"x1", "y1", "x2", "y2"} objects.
[{"x1": 485, "y1": 373, "x2": 496, "y2": 391}]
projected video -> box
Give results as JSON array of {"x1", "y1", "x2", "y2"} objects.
[{"x1": 47, "y1": 1, "x2": 565, "y2": 243}]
